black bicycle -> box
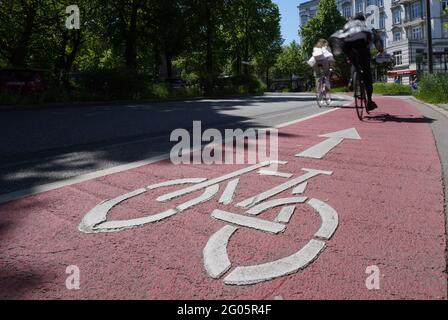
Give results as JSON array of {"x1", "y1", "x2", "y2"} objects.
[{"x1": 352, "y1": 67, "x2": 369, "y2": 121}]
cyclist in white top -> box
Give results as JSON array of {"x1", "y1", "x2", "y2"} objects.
[{"x1": 308, "y1": 39, "x2": 335, "y2": 92}]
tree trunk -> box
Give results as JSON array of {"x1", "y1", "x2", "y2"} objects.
[
  {"x1": 266, "y1": 66, "x2": 270, "y2": 88},
  {"x1": 61, "y1": 30, "x2": 83, "y2": 89},
  {"x1": 243, "y1": 5, "x2": 250, "y2": 76},
  {"x1": 235, "y1": 54, "x2": 241, "y2": 76},
  {"x1": 123, "y1": 0, "x2": 139, "y2": 71},
  {"x1": 204, "y1": 1, "x2": 214, "y2": 95},
  {"x1": 125, "y1": 39, "x2": 137, "y2": 70},
  {"x1": 166, "y1": 52, "x2": 173, "y2": 80},
  {"x1": 10, "y1": 5, "x2": 37, "y2": 67}
]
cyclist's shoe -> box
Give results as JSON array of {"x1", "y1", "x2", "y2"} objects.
[{"x1": 366, "y1": 101, "x2": 378, "y2": 111}]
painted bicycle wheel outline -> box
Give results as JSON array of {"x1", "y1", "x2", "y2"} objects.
[{"x1": 78, "y1": 161, "x2": 339, "y2": 286}]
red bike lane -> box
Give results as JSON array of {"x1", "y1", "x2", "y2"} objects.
[{"x1": 0, "y1": 96, "x2": 446, "y2": 300}]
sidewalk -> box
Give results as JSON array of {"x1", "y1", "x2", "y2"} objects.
[
  {"x1": 438, "y1": 104, "x2": 448, "y2": 112},
  {"x1": 0, "y1": 96, "x2": 446, "y2": 300}
]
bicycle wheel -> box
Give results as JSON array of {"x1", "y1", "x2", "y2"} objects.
[
  {"x1": 316, "y1": 79, "x2": 325, "y2": 108},
  {"x1": 353, "y1": 71, "x2": 366, "y2": 121},
  {"x1": 325, "y1": 89, "x2": 332, "y2": 106}
]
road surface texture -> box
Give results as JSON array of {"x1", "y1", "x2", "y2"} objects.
[
  {"x1": 0, "y1": 95, "x2": 446, "y2": 300},
  {"x1": 0, "y1": 94, "x2": 348, "y2": 197}
]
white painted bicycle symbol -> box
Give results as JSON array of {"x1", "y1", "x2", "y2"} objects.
[
  {"x1": 79, "y1": 161, "x2": 338, "y2": 286},
  {"x1": 79, "y1": 128, "x2": 361, "y2": 285}
]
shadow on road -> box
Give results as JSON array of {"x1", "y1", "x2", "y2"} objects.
[
  {"x1": 364, "y1": 113, "x2": 436, "y2": 124},
  {"x1": 0, "y1": 268, "x2": 45, "y2": 300},
  {"x1": 0, "y1": 221, "x2": 47, "y2": 300},
  {"x1": 0, "y1": 96, "x2": 323, "y2": 196}
]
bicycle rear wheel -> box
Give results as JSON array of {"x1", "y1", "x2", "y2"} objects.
[
  {"x1": 353, "y1": 71, "x2": 367, "y2": 121},
  {"x1": 325, "y1": 90, "x2": 332, "y2": 106},
  {"x1": 316, "y1": 79, "x2": 325, "y2": 108}
]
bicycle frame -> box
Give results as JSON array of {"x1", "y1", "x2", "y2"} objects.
[
  {"x1": 316, "y1": 67, "x2": 331, "y2": 108},
  {"x1": 352, "y1": 66, "x2": 368, "y2": 121}
]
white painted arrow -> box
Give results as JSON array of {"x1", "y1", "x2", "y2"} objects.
[{"x1": 296, "y1": 128, "x2": 361, "y2": 159}]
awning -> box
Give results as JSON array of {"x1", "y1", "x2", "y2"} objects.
[{"x1": 387, "y1": 70, "x2": 417, "y2": 77}]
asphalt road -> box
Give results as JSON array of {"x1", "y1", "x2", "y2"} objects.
[
  {"x1": 1, "y1": 95, "x2": 446, "y2": 300},
  {"x1": 0, "y1": 94, "x2": 351, "y2": 195}
]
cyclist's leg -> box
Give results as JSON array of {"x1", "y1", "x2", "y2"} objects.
[
  {"x1": 322, "y1": 60, "x2": 331, "y2": 91},
  {"x1": 314, "y1": 65, "x2": 323, "y2": 92},
  {"x1": 349, "y1": 39, "x2": 377, "y2": 110},
  {"x1": 347, "y1": 64, "x2": 356, "y2": 91},
  {"x1": 343, "y1": 44, "x2": 361, "y2": 85},
  {"x1": 358, "y1": 45, "x2": 374, "y2": 104},
  {"x1": 313, "y1": 66, "x2": 319, "y2": 92}
]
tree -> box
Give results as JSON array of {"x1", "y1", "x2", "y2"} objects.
[
  {"x1": 225, "y1": 0, "x2": 282, "y2": 76},
  {"x1": 299, "y1": 0, "x2": 346, "y2": 57},
  {"x1": 0, "y1": 0, "x2": 282, "y2": 98},
  {"x1": 254, "y1": 38, "x2": 283, "y2": 85},
  {"x1": 50, "y1": 0, "x2": 101, "y2": 87},
  {"x1": 272, "y1": 41, "x2": 308, "y2": 80},
  {"x1": 96, "y1": 0, "x2": 148, "y2": 71},
  {"x1": 299, "y1": 0, "x2": 348, "y2": 83},
  {"x1": 147, "y1": 0, "x2": 189, "y2": 80},
  {"x1": 0, "y1": 0, "x2": 50, "y2": 67},
  {"x1": 445, "y1": 7, "x2": 448, "y2": 30}
]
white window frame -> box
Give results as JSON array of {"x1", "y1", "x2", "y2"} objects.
[
  {"x1": 410, "y1": 1, "x2": 422, "y2": 20},
  {"x1": 412, "y1": 26, "x2": 423, "y2": 40},
  {"x1": 394, "y1": 50, "x2": 403, "y2": 65}
]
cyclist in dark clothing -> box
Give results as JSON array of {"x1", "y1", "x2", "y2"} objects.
[{"x1": 331, "y1": 14, "x2": 383, "y2": 111}]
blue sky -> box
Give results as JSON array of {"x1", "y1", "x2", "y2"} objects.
[{"x1": 273, "y1": 0, "x2": 308, "y2": 44}]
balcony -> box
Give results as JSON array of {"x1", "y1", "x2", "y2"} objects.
[{"x1": 403, "y1": 17, "x2": 424, "y2": 27}]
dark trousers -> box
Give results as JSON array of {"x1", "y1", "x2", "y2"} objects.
[{"x1": 343, "y1": 39, "x2": 373, "y2": 102}]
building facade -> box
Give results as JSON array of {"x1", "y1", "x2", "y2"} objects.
[
  {"x1": 299, "y1": 0, "x2": 448, "y2": 84},
  {"x1": 299, "y1": 0, "x2": 320, "y2": 25}
]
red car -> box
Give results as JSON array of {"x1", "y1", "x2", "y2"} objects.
[{"x1": 0, "y1": 68, "x2": 48, "y2": 94}]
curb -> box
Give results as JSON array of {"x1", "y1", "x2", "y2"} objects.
[{"x1": 409, "y1": 96, "x2": 448, "y2": 119}]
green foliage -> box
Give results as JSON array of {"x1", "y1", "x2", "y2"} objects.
[
  {"x1": 0, "y1": 0, "x2": 283, "y2": 102},
  {"x1": 150, "y1": 83, "x2": 170, "y2": 99},
  {"x1": 331, "y1": 86, "x2": 350, "y2": 93},
  {"x1": 242, "y1": 75, "x2": 267, "y2": 95},
  {"x1": 373, "y1": 83, "x2": 412, "y2": 95},
  {"x1": 272, "y1": 41, "x2": 310, "y2": 80},
  {"x1": 445, "y1": 8, "x2": 448, "y2": 30},
  {"x1": 299, "y1": 0, "x2": 346, "y2": 57},
  {"x1": 415, "y1": 74, "x2": 448, "y2": 104},
  {"x1": 213, "y1": 75, "x2": 266, "y2": 96},
  {"x1": 298, "y1": 0, "x2": 347, "y2": 83},
  {"x1": 77, "y1": 69, "x2": 151, "y2": 100}
]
